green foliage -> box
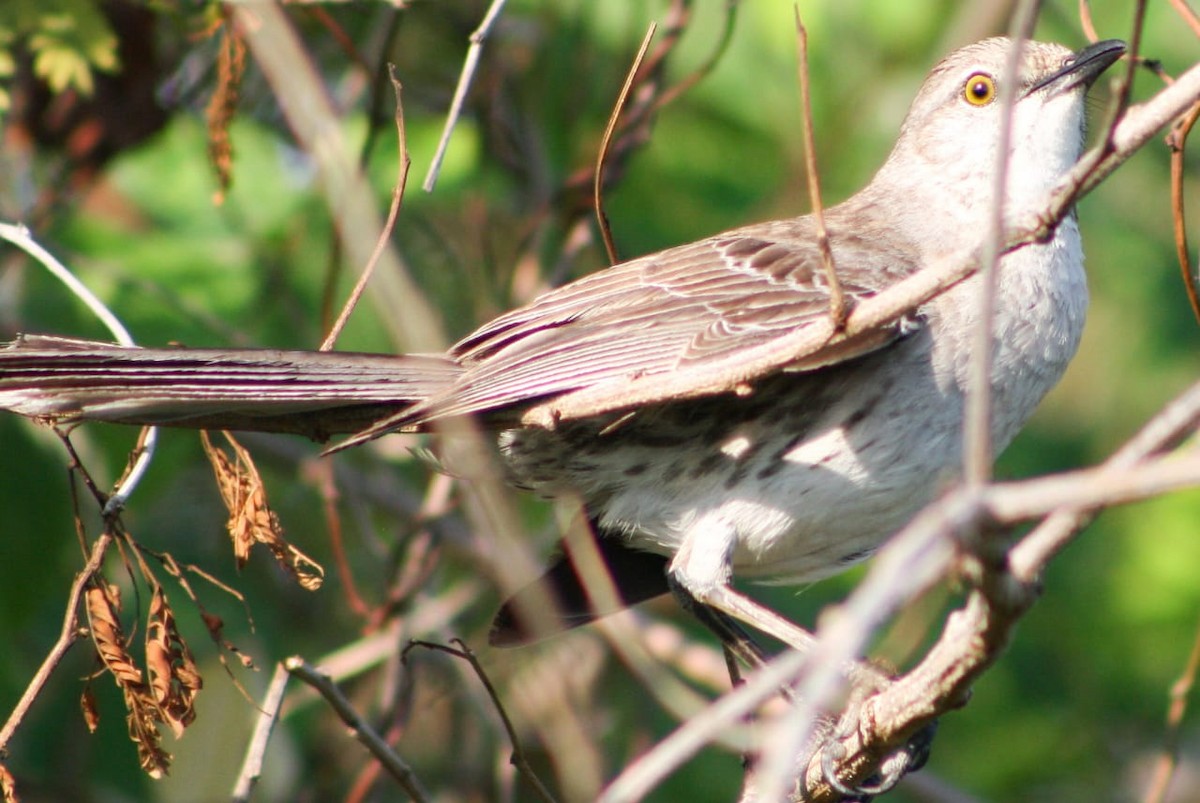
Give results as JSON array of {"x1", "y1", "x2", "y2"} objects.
[
  {"x1": 0, "y1": 30, "x2": 13, "y2": 111},
  {"x1": 0, "y1": 0, "x2": 119, "y2": 113}
]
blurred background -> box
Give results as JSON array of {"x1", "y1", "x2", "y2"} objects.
[{"x1": 0, "y1": 1, "x2": 1198, "y2": 801}]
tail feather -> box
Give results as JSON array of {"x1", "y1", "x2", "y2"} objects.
[
  {"x1": 490, "y1": 535, "x2": 670, "y2": 646},
  {"x1": 0, "y1": 335, "x2": 460, "y2": 439}
]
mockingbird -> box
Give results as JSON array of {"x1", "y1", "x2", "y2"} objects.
[{"x1": 0, "y1": 37, "x2": 1124, "y2": 660}]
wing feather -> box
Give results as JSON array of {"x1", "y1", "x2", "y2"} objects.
[{"x1": 410, "y1": 215, "x2": 923, "y2": 422}]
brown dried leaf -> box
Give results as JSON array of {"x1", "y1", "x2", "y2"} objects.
[
  {"x1": 85, "y1": 582, "x2": 173, "y2": 777},
  {"x1": 200, "y1": 610, "x2": 224, "y2": 639},
  {"x1": 124, "y1": 687, "x2": 171, "y2": 779},
  {"x1": 0, "y1": 762, "x2": 18, "y2": 803},
  {"x1": 201, "y1": 431, "x2": 254, "y2": 566},
  {"x1": 146, "y1": 586, "x2": 201, "y2": 739},
  {"x1": 200, "y1": 610, "x2": 257, "y2": 669},
  {"x1": 80, "y1": 685, "x2": 100, "y2": 733},
  {"x1": 286, "y1": 544, "x2": 325, "y2": 591},
  {"x1": 200, "y1": 431, "x2": 324, "y2": 589},
  {"x1": 85, "y1": 584, "x2": 143, "y2": 687},
  {"x1": 205, "y1": 21, "x2": 245, "y2": 205}
]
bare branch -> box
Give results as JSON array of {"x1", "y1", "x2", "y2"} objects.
[
  {"x1": 984, "y1": 449, "x2": 1200, "y2": 522},
  {"x1": 321, "y1": 65, "x2": 412, "y2": 351},
  {"x1": 231, "y1": 662, "x2": 290, "y2": 802},
  {"x1": 595, "y1": 23, "x2": 657, "y2": 266},
  {"x1": 1009, "y1": 377, "x2": 1200, "y2": 579},
  {"x1": 963, "y1": 10, "x2": 1038, "y2": 488},
  {"x1": 1168, "y1": 100, "x2": 1200, "y2": 327},
  {"x1": 1167, "y1": 0, "x2": 1200, "y2": 39},
  {"x1": 0, "y1": 532, "x2": 114, "y2": 753},
  {"x1": 285, "y1": 656, "x2": 431, "y2": 801},
  {"x1": 230, "y1": 4, "x2": 445, "y2": 354},
  {"x1": 793, "y1": 10, "x2": 846, "y2": 327},
  {"x1": 0, "y1": 223, "x2": 157, "y2": 511},
  {"x1": 1142, "y1": 614, "x2": 1200, "y2": 803},
  {"x1": 404, "y1": 639, "x2": 557, "y2": 803},
  {"x1": 422, "y1": 0, "x2": 508, "y2": 193}
]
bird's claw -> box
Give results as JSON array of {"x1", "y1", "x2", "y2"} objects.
[{"x1": 811, "y1": 711, "x2": 938, "y2": 801}]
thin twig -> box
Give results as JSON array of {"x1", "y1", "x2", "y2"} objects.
[
  {"x1": 231, "y1": 661, "x2": 290, "y2": 802},
  {"x1": 357, "y1": 9, "x2": 406, "y2": 170},
  {"x1": 1113, "y1": 0, "x2": 1149, "y2": 120},
  {"x1": 285, "y1": 656, "x2": 431, "y2": 802},
  {"x1": 1079, "y1": 0, "x2": 1098, "y2": 42},
  {"x1": 0, "y1": 531, "x2": 114, "y2": 753},
  {"x1": 0, "y1": 223, "x2": 133, "y2": 346},
  {"x1": 422, "y1": 0, "x2": 508, "y2": 192},
  {"x1": 404, "y1": 639, "x2": 557, "y2": 803},
  {"x1": 141, "y1": 546, "x2": 259, "y2": 697},
  {"x1": 595, "y1": 23, "x2": 657, "y2": 266},
  {"x1": 1167, "y1": 0, "x2": 1200, "y2": 39},
  {"x1": 648, "y1": 1, "x2": 738, "y2": 112},
  {"x1": 0, "y1": 221, "x2": 157, "y2": 511},
  {"x1": 1142, "y1": 611, "x2": 1200, "y2": 803},
  {"x1": 314, "y1": 458, "x2": 371, "y2": 616},
  {"x1": 1009, "y1": 380, "x2": 1200, "y2": 580},
  {"x1": 962, "y1": 8, "x2": 1039, "y2": 490},
  {"x1": 983, "y1": 448, "x2": 1200, "y2": 522},
  {"x1": 793, "y1": 9, "x2": 846, "y2": 327},
  {"x1": 57, "y1": 430, "x2": 113, "y2": 509},
  {"x1": 321, "y1": 7, "x2": 405, "y2": 331},
  {"x1": 563, "y1": 0, "x2": 735, "y2": 223},
  {"x1": 1168, "y1": 100, "x2": 1200, "y2": 326},
  {"x1": 303, "y1": 4, "x2": 370, "y2": 72},
  {"x1": 232, "y1": 4, "x2": 444, "y2": 354},
  {"x1": 279, "y1": 614, "x2": 465, "y2": 715},
  {"x1": 322, "y1": 65, "x2": 411, "y2": 351}
]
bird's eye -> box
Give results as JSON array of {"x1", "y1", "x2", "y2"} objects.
[{"x1": 962, "y1": 73, "x2": 996, "y2": 106}]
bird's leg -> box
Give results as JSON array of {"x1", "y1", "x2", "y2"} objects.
[
  {"x1": 666, "y1": 519, "x2": 888, "y2": 684},
  {"x1": 670, "y1": 581, "x2": 771, "y2": 672},
  {"x1": 667, "y1": 519, "x2": 930, "y2": 796}
]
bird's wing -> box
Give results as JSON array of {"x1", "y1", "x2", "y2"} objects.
[{"x1": 407, "y1": 218, "x2": 923, "y2": 423}]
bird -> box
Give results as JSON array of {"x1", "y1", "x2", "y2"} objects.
[{"x1": 0, "y1": 37, "x2": 1125, "y2": 660}]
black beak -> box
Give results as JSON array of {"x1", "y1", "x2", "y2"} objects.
[{"x1": 1027, "y1": 39, "x2": 1126, "y2": 97}]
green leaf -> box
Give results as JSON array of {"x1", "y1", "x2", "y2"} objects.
[
  {"x1": 7, "y1": 1, "x2": 119, "y2": 95},
  {"x1": 29, "y1": 36, "x2": 93, "y2": 93}
]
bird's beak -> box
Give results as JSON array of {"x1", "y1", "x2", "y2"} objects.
[{"x1": 1027, "y1": 38, "x2": 1126, "y2": 97}]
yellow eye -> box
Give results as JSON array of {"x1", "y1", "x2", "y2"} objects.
[{"x1": 963, "y1": 73, "x2": 996, "y2": 106}]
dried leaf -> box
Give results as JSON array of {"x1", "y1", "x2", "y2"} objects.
[
  {"x1": 200, "y1": 610, "x2": 224, "y2": 638},
  {"x1": 146, "y1": 586, "x2": 201, "y2": 739},
  {"x1": 0, "y1": 762, "x2": 18, "y2": 803},
  {"x1": 85, "y1": 582, "x2": 173, "y2": 777},
  {"x1": 124, "y1": 687, "x2": 171, "y2": 779},
  {"x1": 200, "y1": 610, "x2": 256, "y2": 669},
  {"x1": 85, "y1": 584, "x2": 142, "y2": 687},
  {"x1": 201, "y1": 431, "x2": 324, "y2": 589},
  {"x1": 287, "y1": 545, "x2": 325, "y2": 591},
  {"x1": 205, "y1": 21, "x2": 245, "y2": 204},
  {"x1": 80, "y1": 685, "x2": 100, "y2": 733},
  {"x1": 201, "y1": 431, "x2": 254, "y2": 566}
]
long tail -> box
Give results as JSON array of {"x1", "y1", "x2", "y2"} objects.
[{"x1": 0, "y1": 335, "x2": 460, "y2": 440}]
